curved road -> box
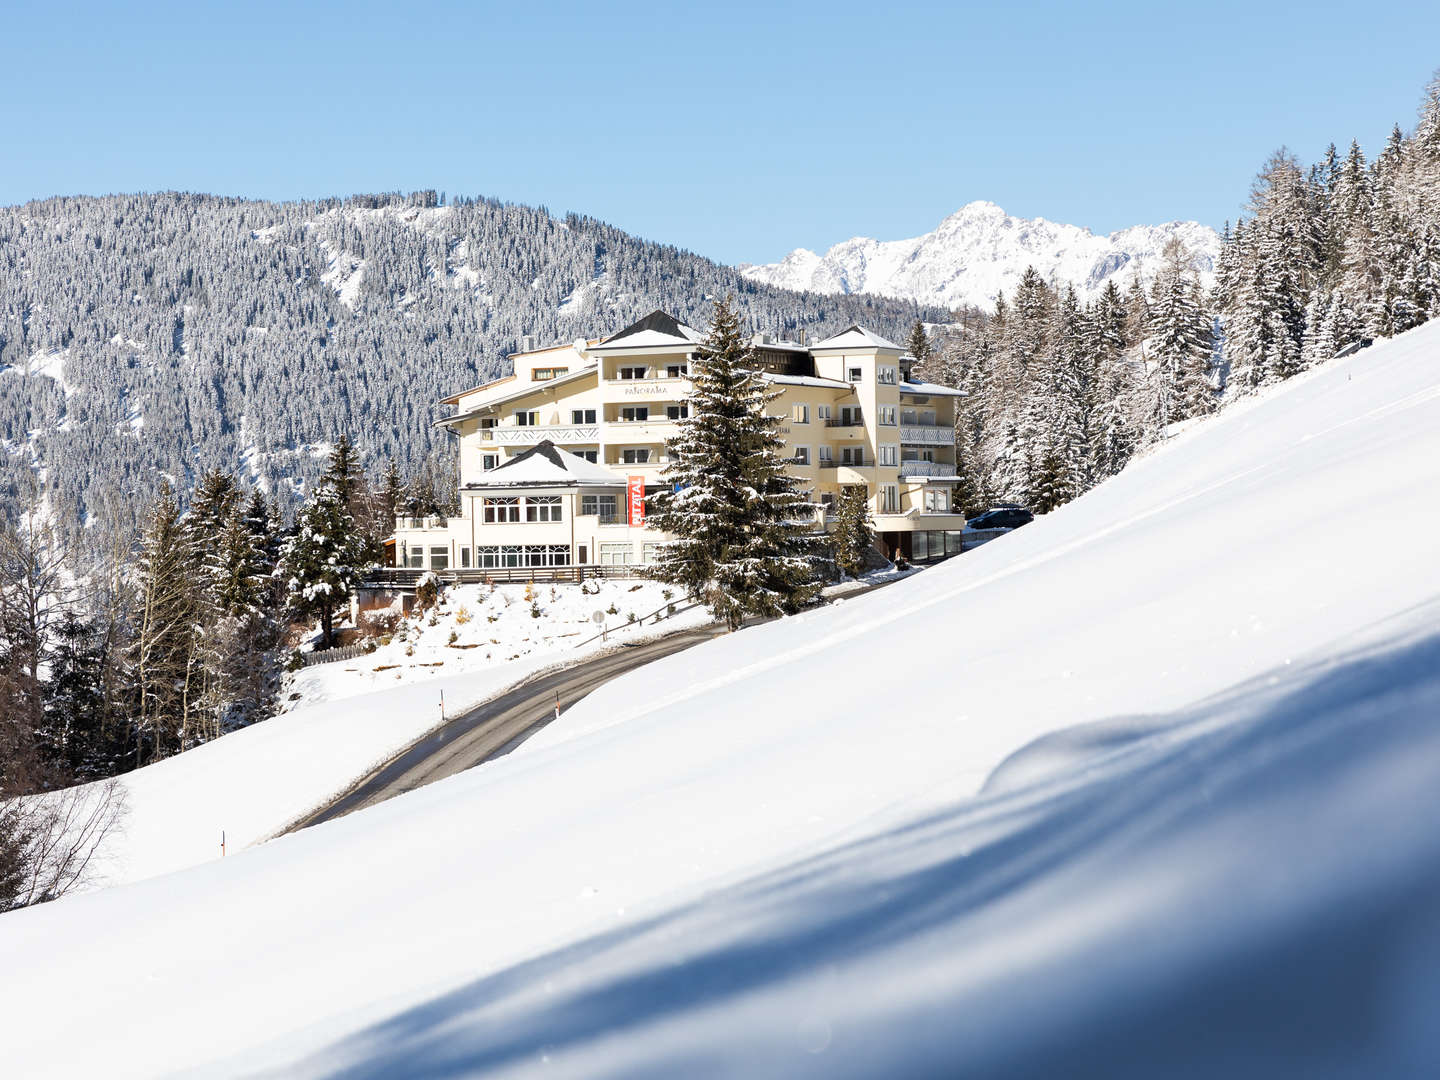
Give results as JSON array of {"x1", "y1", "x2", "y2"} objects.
[
  {"x1": 287, "y1": 624, "x2": 727, "y2": 831},
  {"x1": 286, "y1": 574, "x2": 911, "y2": 834}
]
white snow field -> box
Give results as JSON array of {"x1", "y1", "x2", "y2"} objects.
[{"x1": 4, "y1": 321, "x2": 1440, "y2": 1077}]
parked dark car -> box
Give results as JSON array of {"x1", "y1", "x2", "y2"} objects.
[{"x1": 966, "y1": 507, "x2": 1034, "y2": 531}]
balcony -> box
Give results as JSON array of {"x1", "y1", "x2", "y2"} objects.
[
  {"x1": 817, "y1": 456, "x2": 865, "y2": 469},
  {"x1": 489, "y1": 424, "x2": 600, "y2": 445},
  {"x1": 396, "y1": 516, "x2": 450, "y2": 531},
  {"x1": 898, "y1": 461, "x2": 958, "y2": 479},
  {"x1": 824, "y1": 417, "x2": 864, "y2": 428},
  {"x1": 900, "y1": 423, "x2": 955, "y2": 446}
]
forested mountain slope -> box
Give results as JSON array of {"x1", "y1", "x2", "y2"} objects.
[{"x1": 0, "y1": 191, "x2": 936, "y2": 535}]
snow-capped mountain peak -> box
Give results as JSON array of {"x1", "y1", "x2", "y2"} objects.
[{"x1": 740, "y1": 200, "x2": 1220, "y2": 310}]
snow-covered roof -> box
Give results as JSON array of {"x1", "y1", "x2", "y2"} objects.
[
  {"x1": 594, "y1": 310, "x2": 704, "y2": 350},
  {"x1": 466, "y1": 441, "x2": 625, "y2": 488},
  {"x1": 899, "y1": 381, "x2": 967, "y2": 397},
  {"x1": 760, "y1": 373, "x2": 853, "y2": 391},
  {"x1": 809, "y1": 325, "x2": 902, "y2": 351}
]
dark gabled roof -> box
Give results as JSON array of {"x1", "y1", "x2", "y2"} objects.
[{"x1": 599, "y1": 309, "x2": 703, "y2": 347}]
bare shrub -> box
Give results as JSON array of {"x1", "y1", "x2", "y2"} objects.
[{"x1": 0, "y1": 779, "x2": 126, "y2": 912}]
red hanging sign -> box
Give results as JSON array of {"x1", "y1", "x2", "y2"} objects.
[{"x1": 627, "y1": 476, "x2": 646, "y2": 527}]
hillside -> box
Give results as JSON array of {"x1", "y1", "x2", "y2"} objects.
[
  {"x1": 0, "y1": 192, "x2": 936, "y2": 534},
  {"x1": 1, "y1": 320, "x2": 1437, "y2": 1077},
  {"x1": 740, "y1": 200, "x2": 1220, "y2": 309}
]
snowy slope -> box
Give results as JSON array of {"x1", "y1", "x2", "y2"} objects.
[
  {"x1": 740, "y1": 201, "x2": 1219, "y2": 309},
  {"x1": 2, "y1": 321, "x2": 1439, "y2": 1077}
]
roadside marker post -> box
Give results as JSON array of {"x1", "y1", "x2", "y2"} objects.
[
  {"x1": 440, "y1": 690, "x2": 445, "y2": 723},
  {"x1": 555, "y1": 689, "x2": 561, "y2": 722},
  {"x1": 221, "y1": 830, "x2": 225, "y2": 858}
]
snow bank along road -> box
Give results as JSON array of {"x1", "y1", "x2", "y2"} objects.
[
  {"x1": 3, "y1": 320, "x2": 1439, "y2": 1078},
  {"x1": 291, "y1": 625, "x2": 726, "y2": 828},
  {"x1": 294, "y1": 575, "x2": 912, "y2": 829}
]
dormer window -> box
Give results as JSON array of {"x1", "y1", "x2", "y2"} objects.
[{"x1": 532, "y1": 367, "x2": 568, "y2": 381}]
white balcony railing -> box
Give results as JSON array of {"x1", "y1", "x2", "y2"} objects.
[
  {"x1": 489, "y1": 424, "x2": 600, "y2": 445},
  {"x1": 898, "y1": 462, "x2": 958, "y2": 479},
  {"x1": 899, "y1": 424, "x2": 955, "y2": 446},
  {"x1": 396, "y1": 516, "x2": 450, "y2": 531}
]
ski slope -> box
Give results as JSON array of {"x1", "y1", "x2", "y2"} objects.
[{"x1": 3, "y1": 321, "x2": 1440, "y2": 1077}]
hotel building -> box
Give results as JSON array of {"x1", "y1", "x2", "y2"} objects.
[{"x1": 394, "y1": 310, "x2": 968, "y2": 572}]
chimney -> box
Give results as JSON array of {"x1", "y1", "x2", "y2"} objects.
[
  {"x1": 796, "y1": 327, "x2": 807, "y2": 346},
  {"x1": 521, "y1": 334, "x2": 536, "y2": 353}
]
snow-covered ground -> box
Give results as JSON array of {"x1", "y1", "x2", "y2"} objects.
[
  {"x1": 80, "y1": 579, "x2": 709, "y2": 889},
  {"x1": 289, "y1": 578, "x2": 703, "y2": 708},
  {"x1": 4, "y1": 321, "x2": 1440, "y2": 1077}
]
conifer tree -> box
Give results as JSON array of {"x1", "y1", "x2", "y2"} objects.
[
  {"x1": 1147, "y1": 238, "x2": 1215, "y2": 426},
  {"x1": 829, "y1": 485, "x2": 875, "y2": 579},
  {"x1": 132, "y1": 484, "x2": 197, "y2": 763},
  {"x1": 905, "y1": 320, "x2": 933, "y2": 371},
  {"x1": 646, "y1": 296, "x2": 821, "y2": 630},
  {"x1": 280, "y1": 480, "x2": 365, "y2": 648}
]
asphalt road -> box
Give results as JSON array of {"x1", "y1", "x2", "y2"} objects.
[{"x1": 286, "y1": 623, "x2": 728, "y2": 832}]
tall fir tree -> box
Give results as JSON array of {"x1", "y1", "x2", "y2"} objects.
[
  {"x1": 829, "y1": 485, "x2": 875, "y2": 579},
  {"x1": 646, "y1": 296, "x2": 821, "y2": 630},
  {"x1": 279, "y1": 480, "x2": 365, "y2": 648}
]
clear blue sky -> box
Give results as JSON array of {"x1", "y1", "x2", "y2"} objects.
[{"x1": 5, "y1": 1, "x2": 1438, "y2": 264}]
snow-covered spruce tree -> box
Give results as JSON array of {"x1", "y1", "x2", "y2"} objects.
[
  {"x1": 280, "y1": 479, "x2": 366, "y2": 649},
  {"x1": 830, "y1": 485, "x2": 875, "y2": 579},
  {"x1": 905, "y1": 319, "x2": 932, "y2": 370},
  {"x1": 132, "y1": 484, "x2": 198, "y2": 764},
  {"x1": 646, "y1": 296, "x2": 822, "y2": 631},
  {"x1": 1146, "y1": 238, "x2": 1216, "y2": 427},
  {"x1": 1086, "y1": 281, "x2": 1142, "y2": 479}
]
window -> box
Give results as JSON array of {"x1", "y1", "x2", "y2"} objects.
[
  {"x1": 879, "y1": 405, "x2": 897, "y2": 426},
  {"x1": 642, "y1": 542, "x2": 662, "y2": 564},
  {"x1": 532, "y1": 367, "x2": 568, "y2": 381},
  {"x1": 460, "y1": 546, "x2": 471, "y2": 568},
  {"x1": 819, "y1": 492, "x2": 835, "y2": 515},
  {"x1": 792, "y1": 446, "x2": 810, "y2": 465},
  {"x1": 793, "y1": 403, "x2": 810, "y2": 424},
  {"x1": 618, "y1": 365, "x2": 648, "y2": 380},
  {"x1": 581, "y1": 494, "x2": 619, "y2": 522},
  {"x1": 925, "y1": 488, "x2": 949, "y2": 512},
  {"x1": 621, "y1": 448, "x2": 650, "y2": 464},
  {"x1": 514, "y1": 410, "x2": 539, "y2": 426},
  {"x1": 525, "y1": 495, "x2": 562, "y2": 523},
  {"x1": 666, "y1": 404, "x2": 689, "y2": 420},
  {"x1": 405, "y1": 546, "x2": 424, "y2": 569},
  {"x1": 879, "y1": 444, "x2": 898, "y2": 467},
  {"x1": 599, "y1": 542, "x2": 633, "y2": 565},
  {"x1": 878, "y1": 365, "x2": 897, "y2": 385},
  {"x1": 817, "y1": 446, "x2": 833, "y2": 464},
  {"x1": 621, "y1": 406, "x2": 649, "y2": 422},
  {"x1": 482, "y1": 453, "x2": 499, "y2": 471},
  {"x1": 839, "y1": 406, "x2": 863, "y2": 426},
  {"x1": 571, "y1": 408, "x2": 597, "y2": 424},
  {"x1": 574, "y1": 450, "x2": 598, "y2": 463},
  {"x1": 816, "y1": 404, "x2": 832, "y2": 421},
  {"x1": 848, "y1": 367, "x2": 863, "y2": 382},
  {"x1": 881, "y1": 484, "x2": 899, "y2": 513},
  {"x1": 430, "y1": 546, "x2": 450, "y2": 570},
  {"x1": 665, "y1": 364, "x2": 688, "y2": 378},
  {"x1": 479, "y1": 417, "x2": 496, "y2": 430},
  {"x1": 841, "y1": 447, "x2": 865, "y2": 466},
  {"x1": 483, "y1": 497, "x2": 520, "y2": 523},
  {"x1": 523, "y1": 544, "x2": 570, "y2": 567}
]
